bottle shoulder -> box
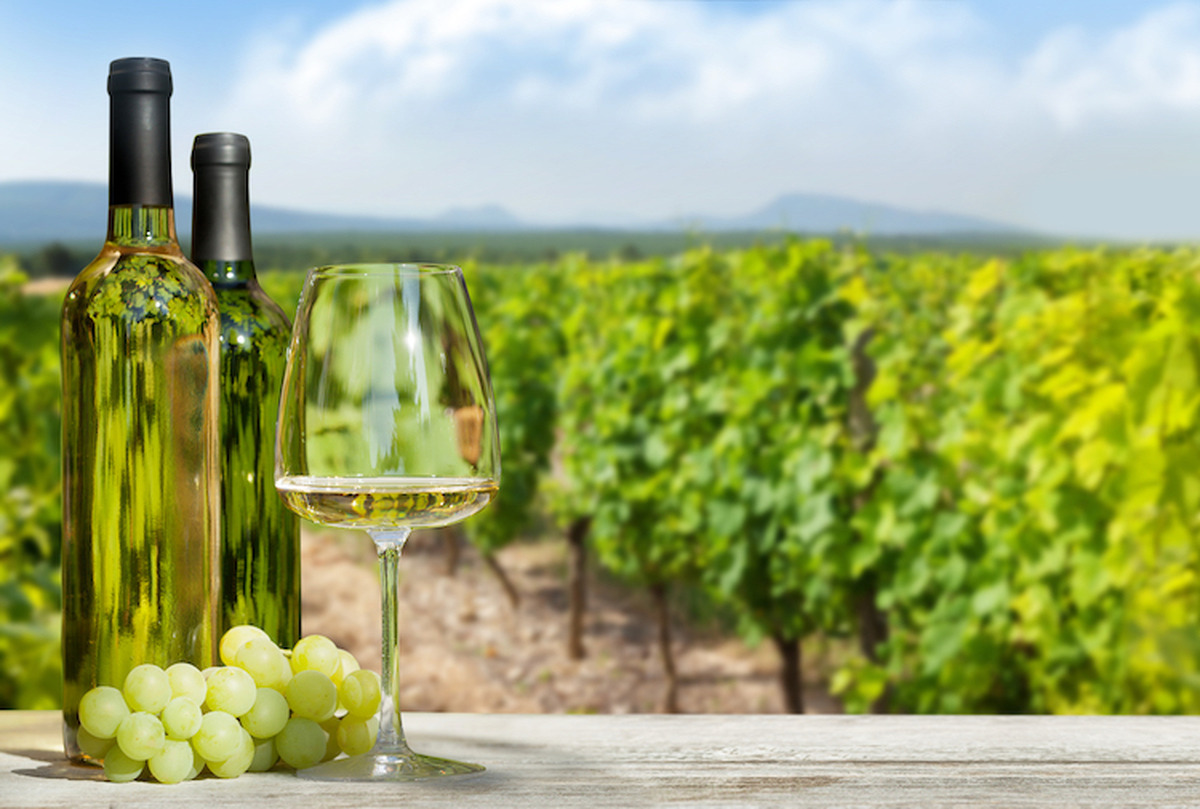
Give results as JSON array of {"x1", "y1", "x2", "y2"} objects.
[
  {"x1": 214, "y1": 284, "x2": 293, "y2": 348},
  {"x1": 63, "y1": 246, "x2": 218, "y2": 330}
]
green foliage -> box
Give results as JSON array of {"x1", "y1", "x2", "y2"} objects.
[
  {"x1": 836, "y1": 247, "x2": 1200, "y2": 713},
  {"x1": 552, "y1": 242, "x2": 860, "y2": 654},
  {"x1": 695, "y1": 242, "x2": 861, "y2": 645},
  {"x1": 460, "y1": 262, "x2": 563, "y2": 555},
  {"x1": 0, "y1": 255, "x2": 63, "y2": 708},
  {"x1": 13, "y1": 243, "x2": 1200, "y2": 714},
  {"x1": 556, "y1": 252, "x2": 719, "y2": 589},
  {"x1": 549, "y1": 241, "x2": 1200, "y2": 713},
  {"x1": 248, "y1": 230, "x2": 816, "y2": 269},
  {"x1": 256, "y1": 270, "x2": 305, "y2": 320}
]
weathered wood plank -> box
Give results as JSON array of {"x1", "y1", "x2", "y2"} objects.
[{"x1": 4, "y1": 711, "x2": 1200, "y2": 807}]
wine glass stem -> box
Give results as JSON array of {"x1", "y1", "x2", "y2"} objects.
[{"x1": 371, "y1": 528, "x2": 412, "y2": 754}]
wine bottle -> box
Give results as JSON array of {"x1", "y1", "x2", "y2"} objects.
[
  {"x1": 60, "y1": 57, "x2": 220, "y2": 762},
  {"x1": 191, "y1": 132, "x2": 300, "y2": 647}
]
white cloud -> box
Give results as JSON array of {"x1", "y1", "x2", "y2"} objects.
[
  {"x1": 230, "y1": 0, "x2": 985, "y2": 125},
  {"x1": 1023, "y1": 4, "x2": 1200, "y2": 128},
  {"x1": 219, "y1": 0, "x2": 1200, "y2": 239}
]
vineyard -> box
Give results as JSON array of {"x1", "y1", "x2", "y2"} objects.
[{"x1": 5, "y1": 240, "x2": 1200, "y2": 714}]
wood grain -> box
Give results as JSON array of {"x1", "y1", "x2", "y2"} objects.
[{"x1": 5, "y1": 711, "x2": 1200, "y2": 807}]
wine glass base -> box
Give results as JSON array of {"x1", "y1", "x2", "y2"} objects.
[{"x1": 297, "y1": 749, "x2": 485, "y2": 782}]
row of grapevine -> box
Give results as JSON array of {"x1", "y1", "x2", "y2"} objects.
[
  {"x1": 844, "y1": 248, "x2": 1200, "y2": 713},
  {"x1": 458, "y1": 261, "x2": 563, "y2": 599},
  {"x1": 549, "y1": 245, "x2": 861, "y2": 711}
]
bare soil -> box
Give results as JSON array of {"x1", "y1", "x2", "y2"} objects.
[
  {"x1": 300, "y1": 528, "x2": 841, "y2": 715},
  {"x1": 22, "y1": 277, "x2": 70, "y2": 296}
]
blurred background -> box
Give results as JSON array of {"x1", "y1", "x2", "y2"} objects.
[{"x1": 4, "y1": 0, "x2": 1200, "y2": 715}]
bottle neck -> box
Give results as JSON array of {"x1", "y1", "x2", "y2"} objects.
[
  {"x1": 192, "y1": 163, "x2": 253, "y2": 270},
  {"x1": 106, "y1": 205, "x2": 180, "y2": 248},
  {"x1": 109, "y1": 90, "x2": 173, "y2": 208},
  {"x1": 200, "y1": 259, "x2": 258, "y2": 287}
]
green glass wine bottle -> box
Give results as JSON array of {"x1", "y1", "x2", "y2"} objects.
[
  {"x1": 61, "y1": 58, "x2": 220, "y2": 762},
  {"x1": 191, "y1": 132, "x2": 300, "y2": 648}
]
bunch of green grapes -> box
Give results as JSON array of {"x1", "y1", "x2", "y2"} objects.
[{"x1": 77, "y1": 626, "x2": 382, "y2": 783}]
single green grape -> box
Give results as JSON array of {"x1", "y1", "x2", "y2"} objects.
[
  {"x1": 116, "y1": 712, "x2": 166, "y2": 761},
  {"x1": 290, "y1": 635, "x2": 340, "y2": 678},
  {"x1": 338, "y1": 669, "x2": 382, "y2": 720},
  {"x1": 285, "y1": 670, "x2": 338, "y2": 722},
  {"x1": 166, "y1": 662, "x2": 208, "y2": 704},
  {"x1": 103, "y1": 746, "x2": 144, "y2": 783},
  {"x1": 161, "y1": 697, "x2": 203, "y2": 740},
  {"x1": 76, "y1": 726, "x2": 116, "y2": 760},
  {"x1": 272, "y1": 651, "x2": 294, "y2": 692},
  {"x1": 148, "y1": 739, "x2": 195, "y2": 784},
  {"x1": 191, "y1": 710, "x2": 241, "y2": 763},
  {"x1": 123, "y1": 664, "x2": 172, "y2": 714},
  {"x1": 247, "y1": 736, "x2": 279, "y2": 773},
  {"x1": 78, "y1": 685, "x2": 130, "y2": 739},
  {"x1": 208, "y1": 728, "x2": 256, "y2": 779},
  {"x1": 336, "y1": 715, "x2": 379, "y2": 757},
  {"x1": 235, "y1": 638, "x2": 288, "y2": 689},
  {"x1": 185, "y1": 745, "x2": 206, "y2": 781},
  {"x1": 332, "y1": 649, "x2": 360, "y2": 688},
  {"x1": 220, "y1": 624, "x2": 270, "y2": 666},
  {"x1": 240, "y1": 687, "x2": 290, "y2": 739},
  {"x1": 319, "y1": 716, "x2": 341, "y2": 762},
  {"x1": 275, "y1": 717, "x2": 327, "y2": 769},
  {"x1": 205, "y1": 666, "x2": 257, "y2": 717}
]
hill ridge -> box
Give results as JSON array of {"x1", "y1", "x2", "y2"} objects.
[{"x1": 0, "y1": 180, "x2": 1035, "y2": 245}]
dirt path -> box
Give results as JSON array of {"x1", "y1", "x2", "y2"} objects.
[{"x1": 300, "y1": 528, "x2": 841, "y2": 714}]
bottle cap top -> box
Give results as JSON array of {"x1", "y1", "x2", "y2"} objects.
[
  {"x1": 191, "y1": 133, "x2": 251, "y2": 169},
  {"x1": 108, "y1": 57, "x2": 172, "y2": 95}
]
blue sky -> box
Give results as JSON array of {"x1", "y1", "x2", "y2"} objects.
[{"x1": 3, "y1": 0, "x2": 1200, "y2": 240}]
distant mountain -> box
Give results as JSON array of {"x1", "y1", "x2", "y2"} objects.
[
  {"x1": 0, "y1": 181, "x2": 518, "y2": 244},
  {"x1": 429, "y1": 204, "x2": 524, "y2": 230},
  {"x1": 0, "y1": 182, "x2": 106, "y2": 244},
  {"x1": 0, "y1": 181, "x2": 1031, "y2": 246},
  {"x1": 675, "y1": 192, "x2": 1022, "y2": 235}
]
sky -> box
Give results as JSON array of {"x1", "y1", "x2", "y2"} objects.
[{"x1": 2, "y1": 0, "x2": 1200, "y2": 241}]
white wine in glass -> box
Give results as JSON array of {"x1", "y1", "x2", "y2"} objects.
[
  {"x1": 276, "y1": 476, "x2": 496, "y2": 530},
  {"x1": 275, "y1": 263, "x2": 500, "y2": 781}
]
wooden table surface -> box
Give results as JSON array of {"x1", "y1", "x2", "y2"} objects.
[{"x1": 4, "y1": 710, "x2": 1200, "y2": 807}]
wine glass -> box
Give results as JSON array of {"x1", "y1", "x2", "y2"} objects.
[{"x1": 275, "y1": 263, "x2": 500, "y2": 780}]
